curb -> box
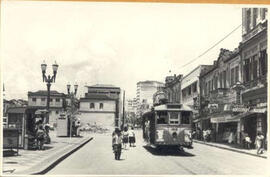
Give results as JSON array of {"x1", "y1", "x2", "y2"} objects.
[
  {"x1": 33, "y1": 137, "x2": 93, "y2": 174},
  {"x1": 13, "y1": 137, "x2": 93, "y2": 175},
  {"x1": 193, "y1": 140, "x2": 267, "y2": 159}
]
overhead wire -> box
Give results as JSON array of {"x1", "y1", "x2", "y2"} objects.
[{"x1": 177, "y1": 24, "x2": 242, "y2": 70}]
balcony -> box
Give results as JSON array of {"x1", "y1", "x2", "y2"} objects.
[{"x1": 244, "y1": 75, "x2": 267, "y2": 90}]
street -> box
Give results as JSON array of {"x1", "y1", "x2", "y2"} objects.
[{"x1": 47, "y1": 130, "x2": 268, "y2": 175}]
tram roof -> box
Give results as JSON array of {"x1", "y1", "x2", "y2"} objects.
[{"x1": 154, "y1": 104, "x2": 193, "y2": 111}]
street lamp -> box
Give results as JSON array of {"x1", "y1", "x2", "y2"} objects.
[
  {"x1": 41, "y1": 60, "x2": 59, "y2": 124},
  {"x1": 66, "y1": 83, "x2": 78, "y2": 138}
]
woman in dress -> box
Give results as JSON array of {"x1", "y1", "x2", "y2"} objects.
[
  {"x1": 122, "y1": 126, "x2": 129, "y2": 150},
  {"x1": 128, "y1": 127, "x2": 136, "y2": 147}
]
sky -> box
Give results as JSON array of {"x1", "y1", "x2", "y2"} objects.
[{"x1": 1, "y1": 1, "x2": 247, "y2": 100}]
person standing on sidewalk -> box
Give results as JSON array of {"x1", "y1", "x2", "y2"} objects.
[
  {"x1": 122, "y1": 126, "x2": 129, "y2": 150},
  {"x1": 36, "y1": 125, "x2": 45, "y2": 150},
  {"x1": 255, "y1": 131, "x2": 264, "y2": 155},
  {"x1": 128, "y1": 127, "x2": 136, "y2": 147},
  {"x1": 112, "y1": 128, "x2": 122, "y2": 160}
]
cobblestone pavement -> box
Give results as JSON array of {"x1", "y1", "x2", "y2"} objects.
[{"x1": 47, "y1": 130, "x2": 268, "y2": 175}]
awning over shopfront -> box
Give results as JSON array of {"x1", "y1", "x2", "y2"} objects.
[{"x1": 210, "y1": 114, "x2": 240, "y2": 123}]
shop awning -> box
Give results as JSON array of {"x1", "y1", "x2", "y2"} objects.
[
  {"x1": 7, "y1": 107, "x2": 27, "y2": 114},
  {"x1": 210, "y1": 114, "x2": 240, "y2": 123}
]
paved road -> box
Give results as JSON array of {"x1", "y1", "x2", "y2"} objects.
[{"x1": 48, "y1": 130, "x2": 268, "y2": 175}]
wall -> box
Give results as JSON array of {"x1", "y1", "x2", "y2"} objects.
[
  {"x1": 79, "y1": 100, "x2": 116, "y2": 112},
  {"x1": 28, "y1": 95, "x2": 63, "y2": 108}
]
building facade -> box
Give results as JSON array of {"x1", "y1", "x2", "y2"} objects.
[
  {"x1": 164, "y1": 74, "x2": 182, "y2": 103},
  {"x1": 200, "y1": 48, "x2": 243, "y2": 144},
  {"x1": 78, "y1": 84, "x2": 121, "y2": 128},
  {"x1": 181, "y1": 65, "x2": 212, "y2": 129},
  {"x1": 27, "y1": 90, "x2": 65, "y2": 126},
  {"x1": 239, "y1": 8, "x2": 268, "y2": 145}
]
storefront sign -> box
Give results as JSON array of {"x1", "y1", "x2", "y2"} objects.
[
  {"x1": 232, "y1": 104, "x2": 249, "y2": 112},
  {"x1": 211, "y1": 115, "x2": 240, "y2": 123},
  {"x1": 250, "y1": 108, "x2": 267, "y2": 113},
  {"x1": 232, "y1": 107, "x2": 249, "y2": 112}
]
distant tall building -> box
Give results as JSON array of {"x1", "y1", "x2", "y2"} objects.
[{"x1": 136, "y1": 81, "x2": 164, "y2": 115}]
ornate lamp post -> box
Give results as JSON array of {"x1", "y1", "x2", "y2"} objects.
[
  {"x1": 41, "y1": 60, "x2": 59, "y2": 124},
  {"x1": 67, "y1": 83, "x2": 78, "y2": 138}
]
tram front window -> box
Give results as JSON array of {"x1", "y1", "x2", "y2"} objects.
[
  {"x1": 169, "y1": 112, "x2": 180, "y2": 125},
  {"x1": 181, "y1": 111, "x2": 191, "y2": 124},
  {"x1": 156, "y1": 111, "x2": 168, "y2": 124}
]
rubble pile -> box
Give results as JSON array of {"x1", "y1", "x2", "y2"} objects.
[{"x1": 80, "y1": 123, "x2": 110, "y2": 134}]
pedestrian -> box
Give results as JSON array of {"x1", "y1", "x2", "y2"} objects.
[
  {"x1": 244, "y1": 135, "x2": 252, "y2": 149},
  {"x1": 122, "y1": 126, "x2": 129, "y2": 149},
  {"x1": 255, "y1": 131, "x2": 264, "y2": 155},
  {"x1": 128, "y1": 127, "x2": 136, "y2": 147},
  {"x1": 203, "y1": 130, "x2": 207, "y2": 142},
  {"x1": 36, "y1": 125, "x2": 45, "y2": 150},
  {"x1": 112, "y1": 128, "x2": 122, "y2": 160}
]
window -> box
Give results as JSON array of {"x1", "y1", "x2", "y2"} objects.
[
  {"x1": 253, "y1": 8, "x2": 258, "y2": 27},
  {"x1": 260, "y1": 50, "x2": 267, "y2": 76},
  {"x1": 252, "y1": 56, "x2": 258, "y2": 80},
  {"x1": 207, "y1": 81, "x2": 210, "y2": 94},
  {"x1": 56, "y1": 111, "x2": 59, "y2": 114},
  {"x1": 223, "y1": 71, "x2": 226, "y2": 88},
  {"x1": 90, "y1": 103, "x2": 95, "y2": 109},
  {"x1": 188, "y1": 86, "x2": 191, "y2": 95},
  {"x1": 261, "y1": 8, "x2": 267, "y2": 20},
  {"x1": 157, "y1": 111, "x2": 168, "y2": 124},
  {"x1": 244, "y1": 59, "x2": 250, "y2": 82},
  {"x1": 211, "y1": 79, "x2": 214, "y2": 91},
  {"x1": 235, "y1": 66, "x2": 239, "y2": 83},
  {"x1": 246, "y1": 9, "x2": 251, "y2": 32},
  {"x1": 214, "y1": 76, "x2": 218, "y2": 90},
  {"x1": 50, "y1": 98, "x2": 53, "y2": 102},
  {"x1": 56, "y1": 98, "x2": 60, "y2": 102},
  {"x1": 231, "y1": 68, "x2": 235, "y2": 85},
  {"x1": 41, "y1": 98, "x2": 46, "y2": 102},
  {"x1": 99, "y1": 103, "x2": 104, "y2": 109},
  {"x1": 181, "y1": 111, "x2": 190, "y2": 124},
  {"x1": 219, "y1": 73, "x2": 223, "y2": 88},
  {"x1": 193, "y1": 82, "x2": 197, "y2": 93},
  {"x1": 32, "y1": 98, "x2": 36, "y2": 102},
  {"x1": 169, "y1": 112, "x2": 179, "y2": 124}
]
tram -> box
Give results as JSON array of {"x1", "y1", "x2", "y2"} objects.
[{"x1": 142, "y1": 103, "x2": 193, "y2": 149}]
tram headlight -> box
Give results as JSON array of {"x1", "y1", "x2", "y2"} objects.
[{"x1": 156, "y1": 130, "x2": 164, "y2": 142}]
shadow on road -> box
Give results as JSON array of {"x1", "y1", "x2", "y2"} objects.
[{"x1": 143, "y1": 146, "x2": 195, "y2": 157}]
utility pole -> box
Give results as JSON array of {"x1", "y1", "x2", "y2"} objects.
[{"x1": 122, "y1": 90, "x2": 125, "y2": 130}]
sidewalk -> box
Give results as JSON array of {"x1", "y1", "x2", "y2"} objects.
[
  {"x1": 2, "y1": 130, "x2": 93, "y2": 175},
  {"x1": 193, "y1": 139, "x2": 267, "y2": 159}
]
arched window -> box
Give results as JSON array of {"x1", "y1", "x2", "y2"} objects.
[
  {"x1": 90, "y1": 103, "x2": 95, "y2": 109},
  {"x1": 99, "y1": 103, "x2": 103, "y2": 109}
]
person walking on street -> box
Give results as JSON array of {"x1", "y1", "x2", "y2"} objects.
[
  {"x1": 128, "y1": 127, "x2": 136, "y2": 147},
  {"x1": 112, "y1": 128, "x2": 122, "y2": 160},
  {"x1": 36, "y1": 125, "x2": 45, "y2": 150},
  {"x1": 255, "y1": 132, "x2": 264, "y2": 155},
  {"x1": 122, "y1": 126, "x2": 129, "y2": 150}
]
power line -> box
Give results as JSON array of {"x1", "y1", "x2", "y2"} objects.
[{"x1": 178, "y1": 24, "x2": 242, "y2": 70}]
